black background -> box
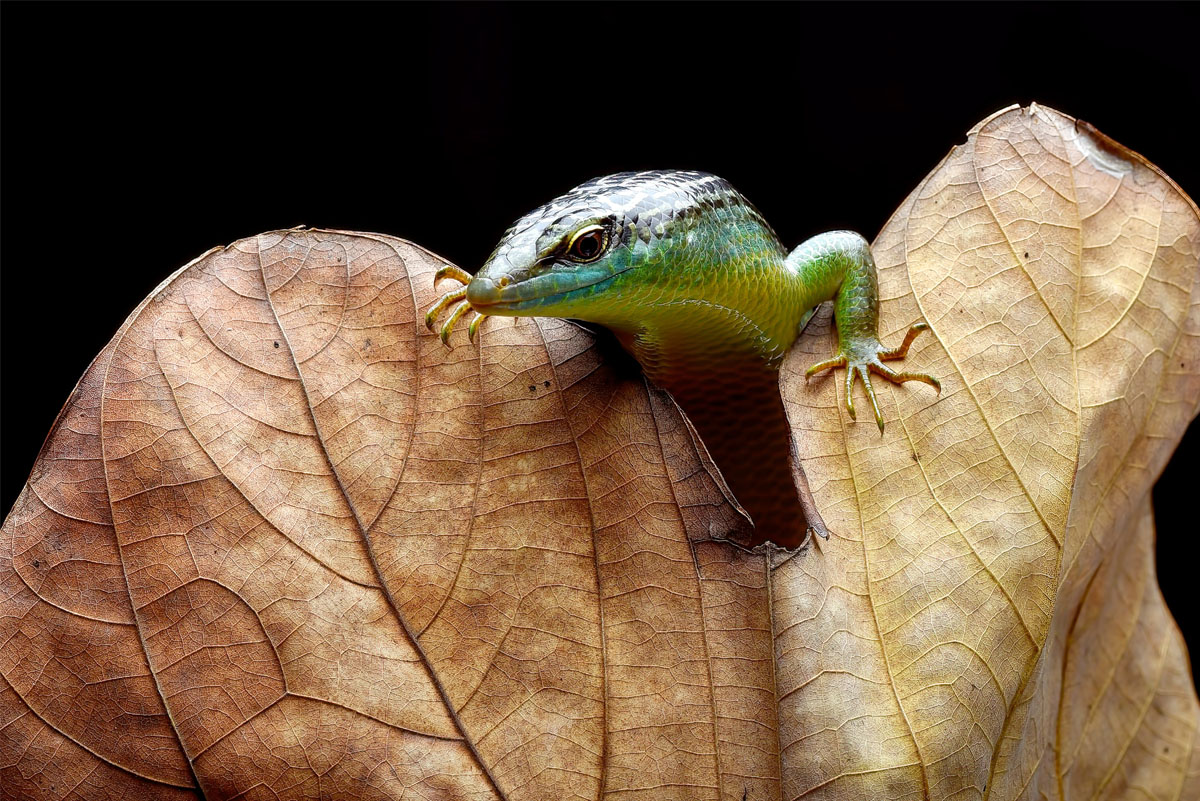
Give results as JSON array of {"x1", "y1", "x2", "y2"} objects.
[{"x1": 3, "y1": 3, "x2": 1198, "y2": 657}]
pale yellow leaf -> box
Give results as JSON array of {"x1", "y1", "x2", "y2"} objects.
[{"x1": 776, "y1": 104, "x2": 1200, "y2": 801}]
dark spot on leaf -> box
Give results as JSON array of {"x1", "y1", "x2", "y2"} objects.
[
  {"x1": 911, "y1": 451, "x2": 919, "y2": 462},
  {"x1": 273, "y1": 342, "x2": 280, "y2": 349},
  {"x1": 543, "y1": 380, "x2": 551, "y2": 388},
  {"x1": 177, "y1": 329, "x2": 184, "y2": 338},
  {"x1": 1024, "y1": 252, "x2": 1030, "y2": 259},
  {"x1": 32, "y1": 560, "x2": 40, "y2": 568},
  {"x1": 529, "y1": 385, "x2": 536, "y2": 392}
]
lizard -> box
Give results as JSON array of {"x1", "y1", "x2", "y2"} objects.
[{"x1": 425, "y1": 170, "x2": 939, "y2": 544}]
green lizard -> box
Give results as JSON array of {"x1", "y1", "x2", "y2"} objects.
[{"x1": 426, "y1": 170, "x2": 939, "y2": 543}]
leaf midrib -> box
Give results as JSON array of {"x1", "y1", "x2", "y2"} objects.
[{"x1": 256, "y1": 235, "x2": 507, "y2": 799}]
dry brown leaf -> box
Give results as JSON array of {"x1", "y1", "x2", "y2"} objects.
[{"x1": 1, "y1": 103, "x2": 1196, "y2": 801}]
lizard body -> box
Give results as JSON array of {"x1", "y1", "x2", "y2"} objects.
[{"x1": 427, "y1": 171, "x2": 939, "y2": 543}]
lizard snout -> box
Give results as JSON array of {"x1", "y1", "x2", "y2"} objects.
[
  {"x1": 466, "y1": 274, "x2": 508, "y2": 307},
  {"x1": 466, "y1": 276, "x2": 497, "y2": 307},
  {"x1": 468, "y1": 263, "x2": 526, "y2": 308}
]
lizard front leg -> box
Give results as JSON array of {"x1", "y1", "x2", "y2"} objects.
[{"x1": 789, "y1": 231, "x2": 940, "y2": 433}]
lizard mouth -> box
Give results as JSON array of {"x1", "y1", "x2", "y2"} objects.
[{"x1": 467, "y1": 265, "x2": 631, "y2": 313}]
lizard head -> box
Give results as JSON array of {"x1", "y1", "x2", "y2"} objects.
[{"x1": 465, "y1": 170, "x2": 775, "y2": 328}]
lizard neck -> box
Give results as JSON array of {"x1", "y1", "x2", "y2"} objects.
[
  {"x1": 596, "y1": 232, "x2": 806, "y2": 395},
  {"x1": 611, "y1": 301, "x2": 786, "y2": 396}
]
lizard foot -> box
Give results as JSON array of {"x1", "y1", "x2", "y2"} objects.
[
  {"x1": 424, "y1": 266, "x2": 488, "y2": 346},
  {"x1": 804, "y1": 322, "x2": 940, "y2": 434}
]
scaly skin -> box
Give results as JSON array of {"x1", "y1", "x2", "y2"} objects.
[{"x1": 427, "y1": 171, "x2": 940, "y2": 543}]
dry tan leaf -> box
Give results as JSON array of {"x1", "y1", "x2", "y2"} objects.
[
  {"x1": 0, "y1": 104, "x2": 1196, "y2": 801},
  {"x1": 0, "y1": 232, "x2": 760, "y2": 801}
]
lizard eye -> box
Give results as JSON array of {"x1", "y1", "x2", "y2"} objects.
[{"x1": 566, "y1": 225, "x2": 607, "y2": 263}]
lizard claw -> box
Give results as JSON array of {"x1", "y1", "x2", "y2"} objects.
[
  {"x1": 805, "y1": 322, "x2": 939, "y2": 434},
  {"x1": 425, "y1": 268, "x2": 487, "y2": 347},
  {"x1": 434, "y1": 265, "x2": 473, "y2": 288}
]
